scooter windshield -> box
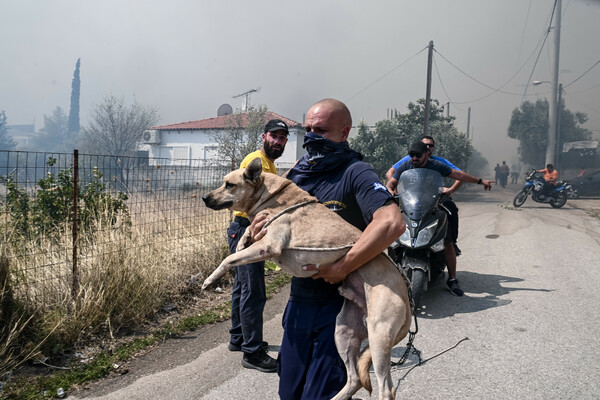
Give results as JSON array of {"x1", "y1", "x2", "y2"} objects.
[{"x1": 397, "y1": 168, "x2": 443, "y2": 220}]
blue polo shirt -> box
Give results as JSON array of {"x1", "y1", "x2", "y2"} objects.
[
  {"x1": 393, "y1": 158, "x2": 454, "y2": 180},
  {"x1": 393, "y1": 155, "x2": 461, "y2": 171}
]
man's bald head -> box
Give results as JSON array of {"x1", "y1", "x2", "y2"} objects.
[{"x1": 305, "y1": 99, "x2": 352, "y2": 143}]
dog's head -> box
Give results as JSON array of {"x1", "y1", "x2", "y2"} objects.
[{"x1": 202, "y1": 157, "x2": 264, "y2": 212}]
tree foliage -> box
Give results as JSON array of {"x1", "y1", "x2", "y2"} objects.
[
  {"x1": 1, "y1": 157, "x2": 130, "y2": 243},
  {"x1": 81, "y1": 95, "x2": 159, "y2": 156},
  {"x1": 210, "y1": 105, "x2": 268, "y2": 168},
  {"x1": 350, "y1": 99, "x2": 476, "y2": 179},
  {"x1": 68, "y1": 58, "x2": 81, "y2": 134},
  {"x1": 507, "y1": 99, "x2": 592, "y2": 167},
  {"x1": 0, "y1": 110, "x2": 16, "y2": 150},
  {"x1": 27, "y1": 106, "x2": 70, "y2": 151}
]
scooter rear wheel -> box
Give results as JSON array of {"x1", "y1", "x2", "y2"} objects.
[{"x1": 513, "y1": 190, "x2": 528, "y2": 207}]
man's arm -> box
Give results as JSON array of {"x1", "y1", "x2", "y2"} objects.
[
  {"x1": 386, "y1": 177, "x2": 399, "y2": 195},
  {"x1": 443, "y1": 180, "x2": 464, "y2": 195},
  {"x1": 308, "y1": 203, "x2": 405, "y2": 284},
  {"x1": 448, "y1": 169, "x2": 494, "y2": 190},
  {"x1": 385, "y1": 166, "x2": 396, "y2": 182}
]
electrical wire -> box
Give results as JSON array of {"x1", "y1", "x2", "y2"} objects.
[
  {"x1": 521, "y1": 0, "x2": 558, "y2": 103},
  {"x1": 432, "y1": 54, "x2": 464, "y2": 112},
  {"x1": 565, "y1": 58, "x2": 600, "y2": 88},
  {"x1": 517, "y1": 0, "x2": 534, "y2": 67},
  {"x1": 433, "y1": 45, "x2": 541, "y2": 106},
  {"x1": 345, "y1": 46, "x2": 428, "y2": 103}
]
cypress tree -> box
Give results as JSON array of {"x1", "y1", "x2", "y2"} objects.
[{"x1": 68, "y1": 58, "x2": 81, "y2": 134}]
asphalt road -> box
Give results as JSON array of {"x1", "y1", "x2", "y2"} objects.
[{"x1": 72, "y1": 184, "x2": 600, "y2": 400}]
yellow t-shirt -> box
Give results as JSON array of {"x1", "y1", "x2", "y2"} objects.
[{"x1": 233, "y1": 150, "x2": 277, "y2": 218}]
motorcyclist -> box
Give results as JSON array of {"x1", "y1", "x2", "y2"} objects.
[
  {"x1": 538, "y1": 164, "x2": 559, "y2": 197},
  {"x1": 386, "y1": 142, "x2": 495, "y2": 297}
]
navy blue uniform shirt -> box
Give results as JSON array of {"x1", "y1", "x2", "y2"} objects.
[{"x1": 288, "y1": 159, "x2": 392, "y2": 303}]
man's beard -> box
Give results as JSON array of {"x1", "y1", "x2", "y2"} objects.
[{"x1": 264, "y1": 141, "x2": 284, "y2": 159}]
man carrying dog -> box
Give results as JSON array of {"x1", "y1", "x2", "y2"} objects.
[
  {"x1": 386, "y1": 141, "x2": 495, "y2": 297},
  {"x1": 251, "y1": 99, "x2": 405, "y2": 399},
  {"x1": 385, "y1": 135, "x2": 466, "y2": 296},
  {"x1": 227, "y1": 119, "x2": 289, "y2": 373}
]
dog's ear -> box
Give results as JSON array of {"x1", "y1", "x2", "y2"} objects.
[{"x1": 243, "y1": 157, "x2": 263, "y2": 183}]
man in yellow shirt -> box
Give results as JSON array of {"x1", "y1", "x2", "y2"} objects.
[{"x1": 227, "y1": 119, "x2": 289, "y2": 373}]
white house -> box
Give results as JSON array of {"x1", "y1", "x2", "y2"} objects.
[{"x1": 141, "y1": 111, "x2": 305, "y2": 168}]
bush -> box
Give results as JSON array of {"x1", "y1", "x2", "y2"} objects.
[{"x1": 2, "y1": 157, "x2": 130, "y2": 243}]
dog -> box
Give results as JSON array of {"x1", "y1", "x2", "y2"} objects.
[{"x1": 195, "y1": 157, "x2": 411, "y2": 400}]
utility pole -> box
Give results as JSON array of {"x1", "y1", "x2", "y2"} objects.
[
  {"x1": 446, "y1": 102, "x2": 450, "y2": 118},
  {"x1": 555, "y1": 83, "x2": 563, "y2": 169},
  {"x1": 546, "y1": 0, "x2": 561, "y2": 166},
  {"x1": 424, "y1": 40, "x2": 434, "y2": 136},
  {"x1": 466, "y1": 107, "x2": 471, "y2": 139}
]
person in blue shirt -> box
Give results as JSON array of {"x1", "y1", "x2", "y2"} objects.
[
  {"x1": 249, "y1": 98, "x2": 405, "y2": 400},
  {"x1": 386, "y1": 141, "x2": 494, "y2": 297}
]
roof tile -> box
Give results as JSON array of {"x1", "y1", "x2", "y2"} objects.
[{"x1": 152, "y1": 111, "x2": 301, "y2": 131}]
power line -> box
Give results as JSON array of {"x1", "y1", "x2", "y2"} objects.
[
  {"x1": 432, "y1": 54, "x2": 464, "y2": 112},
  {"x1": 345, "y1": 46, "x2": 428, "y2": 103},
  {"x1": 433, "y1": 47, "x2": 539, "y2": 105},
  {"x1": 565, "y1": 58, "x2": 600, "y2": 88},
  {"x1": 521, "y1": 0, "x2": 558, "y2": 102}
]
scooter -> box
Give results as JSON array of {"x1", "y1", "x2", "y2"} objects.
[
  {"x1": 388, "y1": 168, "x2": 447, "y2": 310},
  {"x1": 512, "y1": 169, "x2": 568, "y2": 208}
]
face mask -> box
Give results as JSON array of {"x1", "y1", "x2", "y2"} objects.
[{"x1": 303, "y1": 131, "x2": 347, "y2": 157}]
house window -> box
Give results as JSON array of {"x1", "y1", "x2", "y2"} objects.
[
  {"x1": 159, "y1": 146, "x2": 190, "y2": 165},
  {"x1": 204, "y1": 146, "x2": 219, "y2": 160}
]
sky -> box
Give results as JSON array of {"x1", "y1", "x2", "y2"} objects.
[{"x1": 2, "y1": 0, "x2": 600, "y2": 170}]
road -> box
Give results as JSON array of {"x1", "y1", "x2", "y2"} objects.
[{"x1": 72, "y1": 184, "x2": 600, "y2": 400}]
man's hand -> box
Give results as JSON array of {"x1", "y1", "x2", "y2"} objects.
[
  {"x1": 303, "y1": 260, "x2": 347, "y2": 284},
  {"x1": 482, "y1": 180, "x2": 494, "y2": 191},
  {"x1": 386, "y1": 178, "x2": 398, "y2": 195},
  {"x1": 247, "y1": 212, "x2": 270, "y2": 243}
]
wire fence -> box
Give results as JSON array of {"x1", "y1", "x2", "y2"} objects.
[{"x1": 0, "y1": 149, "x2": 293, "y2": 304}]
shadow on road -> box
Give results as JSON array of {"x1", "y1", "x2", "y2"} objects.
[{"x1": 414, "y1": 270, "x2": 554, "y2": 320}]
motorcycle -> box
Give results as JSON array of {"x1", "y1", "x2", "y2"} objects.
[
  {"x1": 388, "y1": 169, "x2": 448, "y2": 310},
  {"x1": 512, "y1": 169, "x2": 568, "y2": 208},
  {"x1": 560, "y1": 181, "x2": 580, "y2": 199}
]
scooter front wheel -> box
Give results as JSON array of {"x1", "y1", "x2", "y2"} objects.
[
  {"x1": 409, "y1": 269, "x2": 426, "y2": 312},
  {"x1": 513, "y1": 190, "x2": 528, "y2": 207}
]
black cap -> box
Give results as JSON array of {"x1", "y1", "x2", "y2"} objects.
[
  {"x1": 409, "y1": 141, "x2": 428, "y2": 155},
  {"x1": 264, "y1": 119, "x2": 289, "y2": 135}
]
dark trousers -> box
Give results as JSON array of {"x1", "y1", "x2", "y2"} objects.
[
  {"x1": 278, "y1": 297, "x2": 346, "y2": 400},
  {"x1": 442, "y1": 197, "x2": 459, "y2": 244},
  {"x1": 227, "y1": 218, "x2": 266, "y2": 354},
  {"x1": 542, "y1": 182, "x2": 557, "y2": 196}
]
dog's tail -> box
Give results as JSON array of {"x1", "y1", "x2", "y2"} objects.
[{"x1": 358, "y1": 346, "x2": 373, "y2": 393}]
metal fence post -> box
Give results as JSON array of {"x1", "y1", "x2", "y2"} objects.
[{"x1": 72, "y1": 149, "x2": 79, "y2": 299}]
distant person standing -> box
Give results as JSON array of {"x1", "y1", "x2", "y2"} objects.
[
  {"x1": 500, "y1": 161, "x2": 509, "y2": 188},
  {"x1": 494, "y1": 163, "x2": 501, "y2": 185},
  {"x1": 227, "y1": 119, "x2": 289, "y2": 373},
  {"x1": 510, "y1": 163, "x2": 520, "y2": 184}
]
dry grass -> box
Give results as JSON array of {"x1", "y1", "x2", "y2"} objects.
[{"x1": 0, "y1": 200, "x2": 232, "y2": 380}]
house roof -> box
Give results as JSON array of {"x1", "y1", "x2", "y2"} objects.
[{"x1": 152, "y1": 111, "x2": 301, "y2": 131}]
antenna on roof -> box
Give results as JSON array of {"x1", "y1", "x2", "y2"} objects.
[{"x1": 232, "y1": 88, "x2": 260, "y2": 112}]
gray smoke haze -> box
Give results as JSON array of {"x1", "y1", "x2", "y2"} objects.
[{"x1": 2, "y1": 0, "x2": 599, "y2": 169}]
